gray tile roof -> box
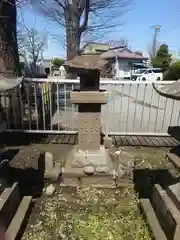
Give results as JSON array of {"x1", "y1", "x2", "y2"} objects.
[{"x1": 100, "y1": 48, "x2": 148, "y2": 60}]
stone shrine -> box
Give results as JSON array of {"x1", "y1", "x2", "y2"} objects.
[{"x1": 64, "y1": 54, "x2": 113, "y2": 176}]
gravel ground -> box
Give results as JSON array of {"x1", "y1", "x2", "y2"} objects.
[{"x1": 21, "y1": 147, "x2": 180, "y2": 240}]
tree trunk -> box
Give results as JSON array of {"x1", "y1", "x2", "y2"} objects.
[
  {"x1": 0, "y1": 0, "x2": 21, "y2": 76},
  {"x1": 66, "y1": 28, "x2": 80, "y2": 61},
  {"x1": 65, "y1": 4, "x2": 80, "y2": 61},
  {"x1": 65, "y1": 4, "x2": 81, "y2": 78}
]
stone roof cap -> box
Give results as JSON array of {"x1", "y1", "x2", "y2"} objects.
[
  {"x1": 153, "y1": 80, "x2": 180, "y2": 100},
  {"x1": 0, "y1": 76, "x2": 22, "y2": 92},
  {"x1": 66, "y1": 54, "x2": 108, "y2": 71}
]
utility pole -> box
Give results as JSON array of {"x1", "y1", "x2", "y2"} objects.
[{"x1": 151, "y1": 25, "x2": 161, "y2": 58}]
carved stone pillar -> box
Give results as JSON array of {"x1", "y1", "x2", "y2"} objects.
[{"x1": 64, "y1": 54, "x2": 112, "y2": 171}]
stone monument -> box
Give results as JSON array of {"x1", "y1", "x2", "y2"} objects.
[
  {"x1": 62, "y1": 53, "x2": 134, "y2": 187},
  {"x1": 64, "y1": 54, "x2": 113, "y2": 177}
]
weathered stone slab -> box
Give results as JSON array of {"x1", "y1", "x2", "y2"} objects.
[
  {"x1": 0, "y1": 183, "x2": 20, "y2": 230},
  {"x1": 167, "y1": 183, "x2": 180, "y2": 212},
  {"x1": 78, "y1": 112, "x2": 101, "y2": 151},
  {"x1": 66, "y1": 145, "x2": 112, "y2": 169},
  {"x1": 152, "y1": 184, "x2": 180, "y2": 240},
  {"x1": 104, "y1": 136, "x2": 113, "y2": 149},
  {"x1": 81, "y1": 175, "x2": 114, "y2": 186},
  {"x1": 109, "y1": 149, "x2": 134, "y2": 182},
  {"x1": 44, "y1": 152, "x2": 62, "y2": 181},
  {"x1": 166, "y1": 152, "x2": 180, "y2": 171},
  {"x1": 62, "y1": 171, "x2": 114, "y2": 187},
  {"x1": 140, "y1": 198, "x2": 167, "y2": 240},
  {"x1": 9, "y1": 147, "x2": 40, "y2": 170},
  {"x1": 71, "y1": 91, "x2": 108, "y2": 104},
  {"x1": 62, "y1": 178, "x2": 81, "y2": 187},
  {"x1": 5, "y1": 196, "x2": 32, "y2": 240}
]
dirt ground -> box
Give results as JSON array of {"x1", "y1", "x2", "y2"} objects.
[
  {"x1": 22, "y1": 186, "x2": 152, "y2": 240},
  {"x1": 22, "y1": 147, "x2": 180, "y2": 240}
]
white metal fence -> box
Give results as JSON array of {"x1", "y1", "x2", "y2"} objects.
[{"x1": 2, "y1": 78, "x2": 179, "y2": 136}]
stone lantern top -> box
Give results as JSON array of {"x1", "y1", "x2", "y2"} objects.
[
  {"x1": 153, "y1": 80, "x2": 180, "y2": 100},
  {"x1": 65, "y1": 54, "x2": 108, "y2": 71},
  {"x1": 0, "y1": 75, "x2": 22, "y2": 92}
]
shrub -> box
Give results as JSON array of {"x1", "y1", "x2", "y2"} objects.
[
  {"x1": 52, "y1": 58, "x2": 65, "y2": 68},
  {"x1": 163, "y1": 61, "x2": 180, "y2": 80}
]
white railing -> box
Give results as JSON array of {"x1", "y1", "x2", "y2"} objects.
[{"x1": 2, "y1": 78, "x2": 179, "y2": 136}]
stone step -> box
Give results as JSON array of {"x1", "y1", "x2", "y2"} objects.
[
  {"x1": 5, "y1": 196, "x2": 32, "y2": 240},
  {"x1": 166, "y1": 152, "x2": 180, "y2": 171},
  {"x1": 0, "y1": 183, "x2": 20, "y2": 229},
  {"x1": 152, "y1": 184, "x2": 180, "y2": 240},
  {"x1": 62, "y1": 166, "x2": 114, "y2": 187},
  {"x1": 140, "y1": 198, "x2": 167, "y2": 240},
  {"x1": 166, "y1": 183, "x2": 180, "y2": 212},
  {"x1": 62, "y1": 174, "x2": 115, "y2": 187}
]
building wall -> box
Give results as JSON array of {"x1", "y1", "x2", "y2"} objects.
[
  {"x1": 113, "y1": 59, "x2": 144, "y2": 79},
  {"x1": 83, "y1": 43, "x2": 111, "y2": 54}
]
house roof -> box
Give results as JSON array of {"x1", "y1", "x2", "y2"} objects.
[
  {"x1": 100, "y1": 47, "x2": 148, "y2": 60},
  {"x1": 153, "y1": 80, "x2": 180, "y2": 100},
  {"x1": 81, "y1": 42, "x2": 111, "y2": 53},
  {"x1": 132, "y1": 63, "x2": 148, "y2": 68}
]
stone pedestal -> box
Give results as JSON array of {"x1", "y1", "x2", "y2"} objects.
[
  {"x1": 68, "y1": 145, "x2": 112, "y2": 169},
  {"x1": 68, "y1": 89, "x2": 110, "y2": 170}
]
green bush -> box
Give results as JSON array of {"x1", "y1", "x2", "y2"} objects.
[
  {"x1": 163, "y1": 61, "x2": 180, "y2": 80},
  {"x1": 52, "y1": 58, "x2": 65, "y2": 68}
]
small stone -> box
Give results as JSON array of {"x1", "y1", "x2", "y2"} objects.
[
  {"x1": 45, "y1": 152, "x2": 54, "y2": 172},
  {"x1": 104, "y1": 136, "x2": 113, "y2": 149},
  {"x1": 96, "y1": 166, "x2": 108, "y2": 173},
  {"x1": 118, "y1": 167, "x2": 125, "y2": 178},
  {"x1": 114, "y1": 150, "x2": 121, "y2": 155},
  {"x1": 59, "y1": 233, "x2": 66, "y2": 239},
  {"x1": 45, "y1": 184, "x2": 55, "y2": 196},
  {"x1": 112, "y1": 169, "x2": 118, "y2": 180},
  {"x1": 83, "y1": 165, "x2": 95, "y2": 175},
  {"x1": 34, "y1": 220, "x2": 43, "y2": 229}
]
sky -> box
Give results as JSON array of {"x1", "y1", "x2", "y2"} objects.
[{"x1": 19, "y1": 0, "x2": 180, "y2": 59}]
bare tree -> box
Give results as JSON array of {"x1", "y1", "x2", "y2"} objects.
[
  {"x1": 18, "y1": 24, "x2": 47, "y2": 73},
  {"x1": 30, "y1": 0, "x2": 131, "y2": 60},
  {"x1": 106, "y1": 39, "x2": 129, "y2": 48}
]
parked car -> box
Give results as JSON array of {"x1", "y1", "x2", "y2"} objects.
[{"x1": 132, "y1": 68, "x2": 163, "y2": 81}]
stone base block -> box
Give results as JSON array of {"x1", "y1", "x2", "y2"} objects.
[
  {"x1": 61, "y1": 172, "x2": 133, "y2": 188},
  {"x1": 104, "y1": 136, "x2": 113, "y2": 149},
  {"x1": 67, "y1": 145, "x2": 112, "y2": 169},
  {"x1": 62, "y1": 146, "x2": 135, "y2": 188},
  {"x1": 62, "y1": 167, "x2": 114, "y2": 187},
  {"x1": 109, "y1": 149, "x2": 135, "y2": 183},
  {"x1": 44, "y1": 163, "x2": 62, "y2": 182},
  {"x1": 81, "y1": 175, "x2": 114, "y2": 186},
  {"x1": 62, "y1": 178, "x2": 80, "y2": 187}
]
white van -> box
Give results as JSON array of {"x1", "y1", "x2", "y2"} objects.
[{"x1": 132, "y1": 68, "x2": 163, "y2": 81}]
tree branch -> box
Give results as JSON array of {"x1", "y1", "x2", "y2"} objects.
[{"x1": 77, "y1": 0, "x2": 90, "y2": 38}]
